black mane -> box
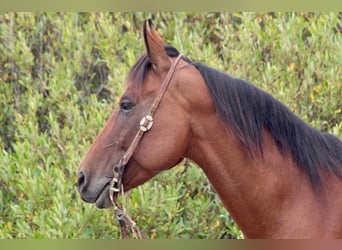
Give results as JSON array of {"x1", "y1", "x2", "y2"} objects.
[{"x1": 127, "y1": 45, "x2": 342, "y2": 188}]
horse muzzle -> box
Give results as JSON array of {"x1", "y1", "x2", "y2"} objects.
[{"x1": 77, "y1": 171, "x2": 113, "y2": 209}]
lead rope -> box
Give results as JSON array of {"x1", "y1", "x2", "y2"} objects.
[{"x1": 109, "y1": 54, "x2": 183, "y2": 239}]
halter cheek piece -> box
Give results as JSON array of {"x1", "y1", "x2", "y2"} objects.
[{"x1": 109, "y1": 54, "x2": 183, "y2": 239}]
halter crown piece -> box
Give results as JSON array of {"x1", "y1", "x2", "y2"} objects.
[{"x1": 109, "y1": 54, "x2": 183, "y2": 239}]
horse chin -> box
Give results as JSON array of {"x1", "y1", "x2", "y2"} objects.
[{"x1": 94, "y1": 184, "x2": 112, "y2": 209}]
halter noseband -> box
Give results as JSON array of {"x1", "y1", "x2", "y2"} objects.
[{"x1": 109, "y1": 54, "x2": 183, "y2": 239}]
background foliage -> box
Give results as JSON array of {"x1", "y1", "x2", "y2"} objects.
[{"x1": 0, "y1": 12, "x2": 341, "y2": 239}]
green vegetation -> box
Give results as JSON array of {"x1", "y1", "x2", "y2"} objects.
[{"x1": 0, "y1": 12, "x2": 341, "y2": 239}]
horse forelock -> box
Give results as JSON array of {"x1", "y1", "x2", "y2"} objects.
[{"x1": 126, "y1": 45, "x2": 182, "y2": 89}]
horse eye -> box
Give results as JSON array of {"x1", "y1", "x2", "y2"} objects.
[{"x1": 120, "y1": 101, "x2": 134, "y2": 112}]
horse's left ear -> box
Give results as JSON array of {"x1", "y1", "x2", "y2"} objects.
[{"x1": 143, "y1": 19, "x2": 170, "y2": 72}]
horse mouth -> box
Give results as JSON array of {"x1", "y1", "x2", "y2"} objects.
[{"x1": 94, "y1": 183, "x2": 112, "y2": 209}]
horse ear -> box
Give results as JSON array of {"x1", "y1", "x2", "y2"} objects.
[{"x1": 143, "y1": 19, "x2": 170, "y2": 72}]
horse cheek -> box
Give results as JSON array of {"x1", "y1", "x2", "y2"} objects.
[{"x1": 135, "y1": 121, "x2": 188, "y2": 172}]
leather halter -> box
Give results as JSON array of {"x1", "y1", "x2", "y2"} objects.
[{"x1": 109, "y1": 54, "x2": 183, "y2": 239}]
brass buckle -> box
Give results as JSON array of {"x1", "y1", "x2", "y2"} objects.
[{"x1": 139, "y1": 115, "x2": 153, "y2": 132}]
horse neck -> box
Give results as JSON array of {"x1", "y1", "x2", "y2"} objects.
[{"x1": 185, "y1": 111, "x2": 332, "y2": 238}]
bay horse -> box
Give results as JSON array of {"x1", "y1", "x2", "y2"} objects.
[{"x1": 77, "y1": 20, "x2": 342, "y2": 238}]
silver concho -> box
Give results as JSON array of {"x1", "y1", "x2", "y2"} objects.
[{"x1": 139, "y1": 115, "x2": 154, "y2": 132}]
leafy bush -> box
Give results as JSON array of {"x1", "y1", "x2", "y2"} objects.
[{"x1": 0, "y1": 12, "x2": 341, "y2": 239}]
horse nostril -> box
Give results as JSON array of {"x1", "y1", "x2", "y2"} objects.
[{"x1": 78, "y1": 171, "x2": 85, "y2": 190}]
